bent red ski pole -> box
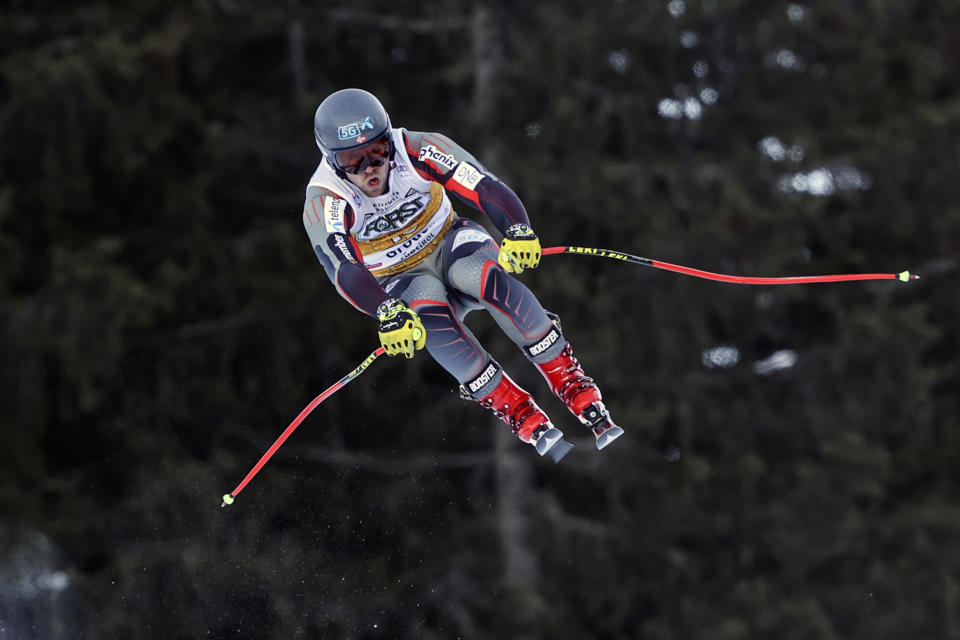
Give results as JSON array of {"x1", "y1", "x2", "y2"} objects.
[
  {"x1": 542, "y1": 246, "x2": 918, "y2": 285},
  {"x1": 221, "y1": 346, "x2": 386, "y2": 507}
]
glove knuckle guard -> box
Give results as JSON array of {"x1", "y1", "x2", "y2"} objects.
[{"x1": 377, "y1": 297, "x2": 425, "y2": 357}]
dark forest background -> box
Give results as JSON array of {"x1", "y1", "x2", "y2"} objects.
[{"x1": 2, "y1": 1, "x2": 958, "y2": 639}]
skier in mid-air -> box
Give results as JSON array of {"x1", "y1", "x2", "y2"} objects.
[{"x1": 302, "y1": 88, "x2": 623, "y2": 461}]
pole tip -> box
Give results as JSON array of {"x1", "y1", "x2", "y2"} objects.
[
  {"x1": 897, "y1": 271, "x2": 914, "y2": 282},
  {"x1": 221, "y1": 493, "x2": 234, "y2": 507}
]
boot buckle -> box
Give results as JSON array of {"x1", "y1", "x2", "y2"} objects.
[{"x1": 579, "y1": 402, "x2": 625, "y2": 450}]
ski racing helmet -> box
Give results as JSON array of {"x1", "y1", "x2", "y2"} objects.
[{"x1": 313, "y1": 88, "x2": 394, "y2": 178}]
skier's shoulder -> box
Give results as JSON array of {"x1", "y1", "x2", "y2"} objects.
[
  {"x1": 306, "y1": 160, "x2": 337, "y2": 194},
  {"x1": 303, "y1": 164, "x2": 358, "y2": 232},
  {"x1": 402, "y1": 128, "x2": 463, "y2": 158},
  {"x1": 305, "y1": 162, "x2": 353, "y2": 204},
  {"x1": 399, "y1": 128, "x2": 491, "y2": 183}
]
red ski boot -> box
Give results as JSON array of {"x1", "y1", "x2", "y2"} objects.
[
  {"x1": 535, "y1": 342, "x2": 624, "y2": 449},
  {"x1": 461, "y1": 367, "x2": 573, "y2": 462}
]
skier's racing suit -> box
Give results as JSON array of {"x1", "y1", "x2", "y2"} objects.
[
  {"x1": 303, "y1": 127, "x2": 622, "y2": 456},
  {"x1": 303, "y1": 128, "x2": 565, "y2": 396}
]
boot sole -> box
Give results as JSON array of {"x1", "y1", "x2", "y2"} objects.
[
  {"x1": 534, "y1": 427, "x2": 574, "y2": 462},
  {"x1": 595, "y1": 425, "x2": 625, "y2": 450}
]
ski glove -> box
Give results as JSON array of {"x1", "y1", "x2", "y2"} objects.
[
  {"x1": 376, "y1": 298, "x2": 427, "y2": 358},
  {"x1": 498, "y1": 224, "x2": 541, "y2": 274}
]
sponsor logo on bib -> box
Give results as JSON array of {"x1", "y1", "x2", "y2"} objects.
[
  {"x1": 324, "y1": 197, "x2": 347, "y2": 233},
  {"x1": 361, "y1": 192, "x2": 428, "y2": 237}
]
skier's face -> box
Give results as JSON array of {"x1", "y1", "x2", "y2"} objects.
[
  {"x1": 344, "y1": 153, "x2": 389, "y2": 197},
  {"x1": 340, "y1": 135, "x2": 391, "y2": 197}
]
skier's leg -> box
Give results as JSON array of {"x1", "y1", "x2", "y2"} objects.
[
  {"x1": 460, "y1": 361, "x2": 572, "y2": 462},
  {"x1": 385, "y1": 272, "x2": 488, "y2": 385},
  {"x1": 531, "y1": 319, "x2": 624, "y2": 449},
  {"x1": 384, "y1": 269, "x2": 571, "y2": 460},
  {"x1": 441, "y1": 221, "x2": 623, "y2": 449},
  {"x1": 441, "y1": 221, "x2": 558, "y2": 350}
]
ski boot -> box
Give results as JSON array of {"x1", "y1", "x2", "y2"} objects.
[
  {"x1": 461, "y1": 368, "x2": 573, "y2": 463},
  {"x1": 534, "y1": 342, "x2": 624, "y2": 449}
]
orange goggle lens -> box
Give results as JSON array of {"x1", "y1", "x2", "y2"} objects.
[{"x1": 335, "y1": 136, "x2": 391, "y2": 174}]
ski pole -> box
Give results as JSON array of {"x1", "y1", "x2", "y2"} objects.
[
  {"x1": 221, "y1": 346, "x2": 387, "y2": 507},
  {"x1": 542, "y1": 246, "x2": 918, "y2": 285}
]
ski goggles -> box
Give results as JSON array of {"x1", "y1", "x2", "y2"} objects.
[{"x1": 334, "y1": 134, "x2": 391, "y2": 174}]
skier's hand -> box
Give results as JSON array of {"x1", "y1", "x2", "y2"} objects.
[
  {"x1": 498, "y1": 224, "x2": 541, "y2": 273},
  {"x1": 376, "y1": 298, "x2": 427, "y2": 358}
]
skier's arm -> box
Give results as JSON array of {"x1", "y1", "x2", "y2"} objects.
[
  {"x1": 401, "y1": 130, "x2": 531, "y2": 235},
  {"x1": 302, "y1": 186, "x2": 388, "y2": 317},
  {"x1": 403, "y1": 130, "x2": 541, "y2": 272}
]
